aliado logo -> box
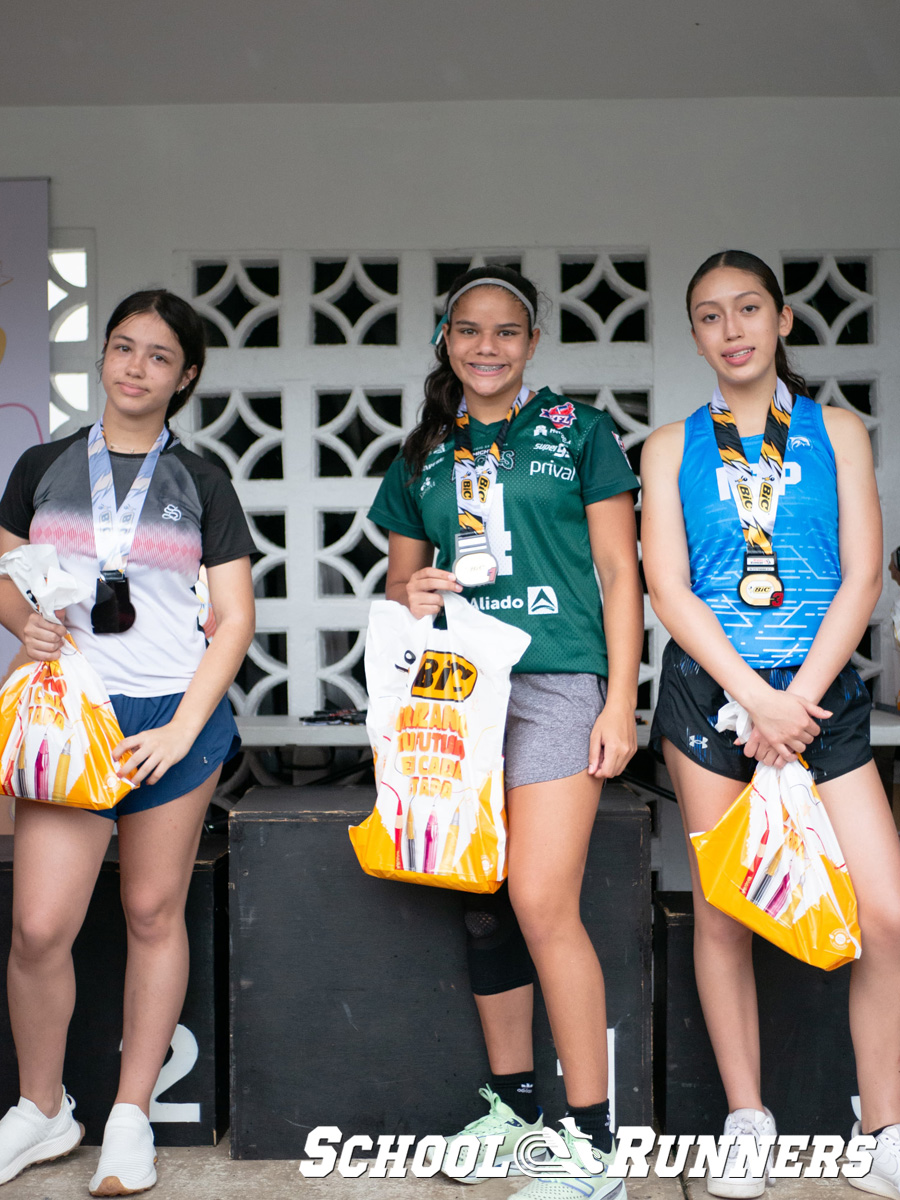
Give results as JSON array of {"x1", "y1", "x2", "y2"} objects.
[{"x1": 527, "y1": 586, "x2": 558, "y2": 615}]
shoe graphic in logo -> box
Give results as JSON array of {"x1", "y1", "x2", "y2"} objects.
[
  {"x1": 527, "y1": 586, "x2": 558, "y2": 615},
  {"x1": 513, "y1": 1119, "x2": 608, "y2": 1179},
  {"x1": 540, "y1": 402, "x2": 577, "y2": 430}
]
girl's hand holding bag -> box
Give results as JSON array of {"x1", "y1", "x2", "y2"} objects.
[
  {"x1": 690, "y1": 697, "x2": 861, "y2": 971},
  {"x1": 350, "y1": 591, "x2": 530, "y2": 893},
  {"x1": 0, "y1": 545, "x2": 135, "y2": 810}
]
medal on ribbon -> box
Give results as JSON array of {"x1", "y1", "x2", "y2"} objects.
[
  {"x1": 709, "y1": 380, "x2": 793, "y2": 609},
  {"x1": 452, "y1": 387, "x2": 528, "y2": 587},
  {"x1": 86, "y1": 421, "x2": 174, "y2": 632}
]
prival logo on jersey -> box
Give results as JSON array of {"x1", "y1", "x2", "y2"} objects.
[
  {"x1": 527, "y1": 586, "x2": 558, "y2": 615},
  {"x1": 540, "y1": 402, "x2": 577, "y2": 430},
  {"x1": 161, "y1": 504, "x2": 182, "y2": 521},
  {"x1": 411, "y1": 651, "x2": 478, "y2": 701}
]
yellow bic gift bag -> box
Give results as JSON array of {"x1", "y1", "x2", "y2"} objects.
[
  {"x1": 350, "y1": 591, "x2": 530, "y2": 893},
  {"x1": 0, "y1": 546, "x2": 135, "y2": 811},
  {"x1": 690, "y1": 698, "x2": 860, "y2": 971}
]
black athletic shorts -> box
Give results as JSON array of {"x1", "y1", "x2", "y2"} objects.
[{"x1": 650, "y1": 639, "x2": 873, "y2": 787}]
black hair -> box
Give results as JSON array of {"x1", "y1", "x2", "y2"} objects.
[
  {"x1": 402, "y1": 265, "x2": 539, "y2": 478},
  {"x1": 102, "y1": 289, "x2": 206, "y2": 420},
  {"x1": 685, "y1": 250, "x2": 808, "y2": 399}
]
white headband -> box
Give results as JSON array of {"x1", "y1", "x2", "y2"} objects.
[{"x1": 432, "y1": 277, "x2": 536, "y2": 345}]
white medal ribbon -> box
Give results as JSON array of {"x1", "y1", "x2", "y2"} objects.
[{"x1": 87, "y1": 420, "x2": 173, "y2": 576}]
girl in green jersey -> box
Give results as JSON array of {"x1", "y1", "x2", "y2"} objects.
[{"x1": 371, "y1": 265, "x2": 643, "y2": 1199}]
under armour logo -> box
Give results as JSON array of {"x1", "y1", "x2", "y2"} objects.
[{"x1": 162, "y1": 504, "x2": 182, "y2": 521}]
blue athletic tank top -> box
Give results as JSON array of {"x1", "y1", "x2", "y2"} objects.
[{"x1": 679, "y1": 395, "x2": 841, "y2": 668}]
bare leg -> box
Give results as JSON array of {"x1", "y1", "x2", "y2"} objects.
[
  {"x1": 817, "y1": 761, "x2": 900, "y2": 1132},
  {"x1": 662, "y1": 740, "x2": 765, "y2": 1112},
  {"x1": 113, "y1": 772, "x2": 218, "y2": 1112},
  {"x1": 8, "y1": 800, "x2": 113, "y2": 1115},
  {"x1": 473, "y1": 985, "x2": 534, "y2": 1074},
  {"x1": 505, "y1": 770, "x2": 606, "y2": 1107}
]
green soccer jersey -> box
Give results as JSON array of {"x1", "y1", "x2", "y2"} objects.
[{"x1": 369, "y1": 388, "x2": 639, "y2": 675}]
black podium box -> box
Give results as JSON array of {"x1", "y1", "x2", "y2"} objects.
[
  {"x1": 653, "y1": 891, "x2": 857, "y2": 1136},
  {"x1": 0, "y1": 834, "x2": 229, "y2": 1146},
  {"x1": 229, "y1": 784, "x2": 652, "y2": 1159}
]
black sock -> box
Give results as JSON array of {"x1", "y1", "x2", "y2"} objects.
[
  {"x1": 566, "y1": 1100, "x2": 612, "y2": 1154},
  {"x1": 868, "y1": 1125, "x2": 888, "y2": 1139},
  {"x1": 490, "y1": 1071, "x2": 539, "y2": 1124}
]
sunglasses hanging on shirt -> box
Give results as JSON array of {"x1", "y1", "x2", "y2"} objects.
[
  {"x1": 91, "y1": 573, "x2": 136, "y2": 634},
  {"x1": 86, "y1": 421, "x2": 174, "y2": 635}
]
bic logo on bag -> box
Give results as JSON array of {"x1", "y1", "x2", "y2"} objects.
[{"x1": 410, "y1": 651, "x2": 478, "y2": 701}]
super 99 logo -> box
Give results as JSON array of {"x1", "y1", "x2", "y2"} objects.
[{"x1": 411, "y1": 652, "x2": 478, "y2": 700}]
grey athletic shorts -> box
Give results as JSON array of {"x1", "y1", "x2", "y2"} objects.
[{"x1": 504, "y1": 673, "x2": 608, "y2": 790}]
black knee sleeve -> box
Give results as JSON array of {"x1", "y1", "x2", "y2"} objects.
[{"x1": 463, "y1": 884, "x2": 534, "y2": 996}]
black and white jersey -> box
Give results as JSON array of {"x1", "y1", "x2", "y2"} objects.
[{"x1": 0, "y1": 427, "x2": 256, "y2": 697}]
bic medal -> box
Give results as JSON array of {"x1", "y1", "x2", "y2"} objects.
[
  {"x1": 453, "y1": 533, "x2": 498, "y2": 588},
  {"x1": 738, "y1": 552, "x2": 784, "y2": 608}
]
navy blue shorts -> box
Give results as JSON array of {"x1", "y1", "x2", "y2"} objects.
[
  {"x1": 650, "y1": 640, "x2": 873, "y2": 787},
  {"x1": 96, "y1": 692, "x2": 240, "y2": 820}
]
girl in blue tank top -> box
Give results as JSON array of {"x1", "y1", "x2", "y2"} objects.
[{"x1": 642, "y1": 251, "x2": 900, "y2": 1199}]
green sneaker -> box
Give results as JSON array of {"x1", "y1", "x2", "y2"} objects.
[
  {"x1": 511, "y1": 1118, "x2": 626, "y2": 1199},
  {"x1": 441, "y1": 1086, "x2": 543, "y2": 1185}
]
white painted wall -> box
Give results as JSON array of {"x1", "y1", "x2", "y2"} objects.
[{"x1": 2, "y1": 96, "x2": 898, "y2": 710}]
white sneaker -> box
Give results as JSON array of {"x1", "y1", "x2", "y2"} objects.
[
  {"x1": 89, "y1": 1104, "x2": 157, "y2": 1197},
  {"x1": 0, "y1": 1089, "x2": 83, "y2": 1186},
  {"x1": 849, "y1": 1120, "x2": 900, "y2": 1198},
  {"x1": 706, "y1": 1106, "x2": 776, "y2": 1198}
]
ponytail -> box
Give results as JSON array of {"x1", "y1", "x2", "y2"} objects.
[
  {"x1": 402, "y1": 340, "x2": 463, "y2": 477},
  {"x1": 774, "y1": 340, "x2": 809, "y2": 401}
]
